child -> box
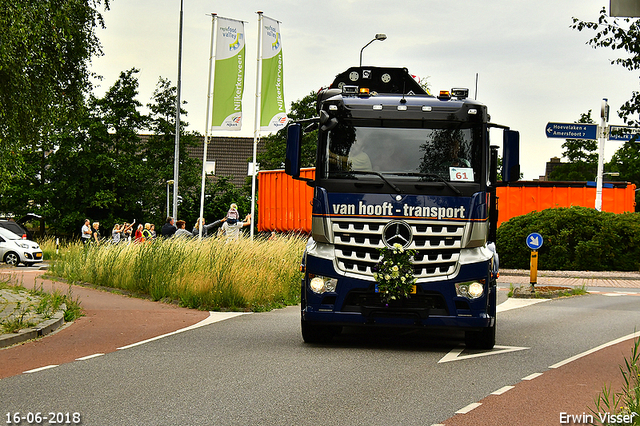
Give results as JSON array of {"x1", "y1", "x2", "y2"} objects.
[{"x1": 226, "y1": 203, "x2": 239, "y2": 225}]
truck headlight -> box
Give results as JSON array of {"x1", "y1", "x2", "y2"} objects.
[
  {"x1": 309, "y1": 276, "x2": 337, "y2": 294},
  {"x1": 455, "y1": 281, "x2": 484, "y2": 299}
]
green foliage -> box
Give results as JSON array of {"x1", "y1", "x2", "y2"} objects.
[
  {"x1": 257, "y1": 91, "x2": 318, "y2": 170},
  {"x1": 497, "y1": 206, "x2": 640, "y2": 271},
  {"x1": 591, "y1": 336, "x2": 640, "y2": 425},
  {"x1": 0, "y1": 0, "x2": 109, "y2": 192}
]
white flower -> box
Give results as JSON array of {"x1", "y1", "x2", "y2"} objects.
[
  {"x1": 385, "y1": 274, "x2": 391, "y2": 280},
  {"x1": 392, "y1": 265, "x2": 399, "y2": 272}
]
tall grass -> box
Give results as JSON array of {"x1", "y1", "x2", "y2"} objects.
[{"x1": 48, "y1": 235, "x2": 306, "y2": 312}]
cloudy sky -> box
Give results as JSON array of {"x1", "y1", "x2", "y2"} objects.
[{"x1": 89, "y1": 0, "x2": 638, "y2": 180}]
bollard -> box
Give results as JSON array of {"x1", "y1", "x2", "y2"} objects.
[{"x1": 530, "y1": 249, "x2": 538, "y2": 291}]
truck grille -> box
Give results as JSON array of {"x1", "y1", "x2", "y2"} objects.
[{"x1": 332, "y1": 218, "x2": 465, "y2": 280}]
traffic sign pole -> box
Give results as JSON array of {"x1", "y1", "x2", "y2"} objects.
[{"x1": 595, "y1": 99, "x2": 608, "y2": 211}]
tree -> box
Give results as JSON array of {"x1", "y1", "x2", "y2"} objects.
[
  {"x1": 573, "y1": 10, "x2": 640, "y2": 209},
  {"x1": 548, "y1": 111, "x2": 599, "y2": 181},
  {"x1": 257, "y1": 92, "x2": 318, "y2": 170},
  {"x1": 572, "y1": 8, "x2": 640, "y2": 126},
  {"x1": 0, "y1": 0, "x2": 109, "y2": 192}
]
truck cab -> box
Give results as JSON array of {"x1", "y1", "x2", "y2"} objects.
[{"x1": 286, "y1": 66, "x2": 519, "y2": 348}]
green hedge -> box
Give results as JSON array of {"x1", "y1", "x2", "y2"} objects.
[{"x1": 496, "y1": 206, "x2": 640, "y2": 271}]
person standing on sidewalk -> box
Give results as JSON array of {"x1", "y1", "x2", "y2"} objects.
[
  {"x1": 161, "y1": 217, "x2": 177, "y2": 238},
  {"x1": 91, "y1": 222, "x2": 101, "y2": 245},
  {"x1": 81, "y1": 219, "x2": 92, "y2": 244}
]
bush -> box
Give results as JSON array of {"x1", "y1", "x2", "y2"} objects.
[{"x1": 497, "y1": 206, "x2": 640, "y2": 271}]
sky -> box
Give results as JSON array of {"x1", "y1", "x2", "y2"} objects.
[{"x1": 89, "y1": 0, "x2": 639, "y2": 180}]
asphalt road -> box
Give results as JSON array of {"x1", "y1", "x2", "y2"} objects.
[{"x1": 1, "y1": 277, "x2": 640, "y2": 426}]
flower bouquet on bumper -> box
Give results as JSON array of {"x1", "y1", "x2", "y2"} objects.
[{"x1": 373, "y1": 243, "x2": 417, "y2": 304}]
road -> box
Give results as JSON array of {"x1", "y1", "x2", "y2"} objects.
[{"x1": 1, "y1": 271, "x2": 640, "y2": 425}]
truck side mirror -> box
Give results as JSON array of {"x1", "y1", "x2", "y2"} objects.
[
  {"x1": 502, "y1": 130, "x2": 520, "y2": 182},
  {"x1": 285, "y1": 123, "x2": 302, "y2": 178}
]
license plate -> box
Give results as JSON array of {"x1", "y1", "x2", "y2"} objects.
[{"x1": 375, "y1": 285, "x2": 417, "y2": 294}]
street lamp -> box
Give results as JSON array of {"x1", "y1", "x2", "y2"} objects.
[
  {"x1": 360, "y1": 33, "x2": 387, "y2": 67},
  {"x1": 166, "y1": 180, "x2": 174, "y2": 218}
]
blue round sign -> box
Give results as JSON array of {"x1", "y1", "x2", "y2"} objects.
[{"x1": 526, "y1": 233, "x2": 543, "y2": 250}]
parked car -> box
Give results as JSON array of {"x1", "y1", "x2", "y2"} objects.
[
  {"x1": 0, "y1": 220, "x2": 29, "y2": 240},
  {"x1": 0, "y1": 227, "x2": 43, "y2": 266}
]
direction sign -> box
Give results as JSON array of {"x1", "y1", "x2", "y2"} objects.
[
  {"x1": 526, "y1": 233, "x2": 543, "y2": 250},
  {"x1": 608, "y1": 125, "x2": 640, "y2": 141},
  {"x1": 545, "y1": 122, "x2": 598, "y2": 140}
]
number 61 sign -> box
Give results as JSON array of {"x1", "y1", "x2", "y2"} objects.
[{"x1": 449, "y1": 167, "x2": 474, "y2": 182}]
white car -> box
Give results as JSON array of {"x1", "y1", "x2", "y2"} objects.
[{"x1": 0, "y1": 227, "x2": 43, "y2": 266}]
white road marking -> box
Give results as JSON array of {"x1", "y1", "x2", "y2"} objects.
[
  {"x1": 23, "y1": 365, "x2": 58, "y2": 374},
  {"x1": 491, "y1": 385, "x2": 515, "y2": 395},
  {"x1": 455, "y1": 402, "x2": 482, "y2": 414},
  {"x1": 549, "y1": 331, "x2": 640, "y2": 369},
  {"x1": 76, "y1": 353, "x2": 104, "y2": 361},
  {"x1": 438, "y1": 345, "x2": 529, "y2": 363},
  {"x1": 117, "y1": 311, "x2": 249, "y2": 350},
  {"x1": 522, "y1": 372, "x2": 543, "y2": 380},
  {"x1": 497, "y1": 298, "x2": 549, "y2": 313}
]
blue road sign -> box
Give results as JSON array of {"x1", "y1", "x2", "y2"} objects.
[
  {"x1": 608, "y1": 125, "x2": 640, "y2": 141},
  {"x1": 526, "y1": 233, "x2": 543, "y2": 250},
  {"x1": 545, "y1": 122, "x2": 598, "y2": 140}
]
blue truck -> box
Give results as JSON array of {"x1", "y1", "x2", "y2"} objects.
[{"x1": 285, "y1": 66, "x2": 519, "y2": 348}]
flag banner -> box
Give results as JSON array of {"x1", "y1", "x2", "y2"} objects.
[
  {"x1": 260, "y1": 16, "x2": 287, "y2": 132},
  {"x1": 211, "y1": 17, "x2": 245, "y2": 131}
]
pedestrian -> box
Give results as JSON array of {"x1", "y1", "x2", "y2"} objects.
[
  {"x1": 122, "y1": 220, "x2": 135, "y2": 242},
  {"x1": 192, "y1": 217, "x2": 226, "y2": 238},
  {"x1": 111, "y1": 224, "x2": 122, "y2": 244},
  {"x1": 134, "y1": 224, "x2": 144, "y2": 243},
  {"x1": 226, "y1": 203, "x2": 239, "y2": 225},
  {"x1": 221, "y1": 212, "x2": 251, "y2": 241},
  {"x1": 161, "y1": 216, "x2": 177, "y2": 238},
  {"x1": 91, "y1": 221, "x2": 101, "y2": 244},
  {"x1": 150, "y1": 224, "x2": 156, "y2": 239},
  {"x1": 81, "y1": 219, "x2": 92, "y2": 244},
  {"x1": 142, "y1": 223, "x2": 153, "y2": 241},
  {"x1": 174, "y1": 220, "x2": 192, "y2": 238}
]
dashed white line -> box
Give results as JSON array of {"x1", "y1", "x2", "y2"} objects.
[
  {"x1": 455, "y1": 402, "x2": 482, "y2": 414},
  {"x1": 76, "y1": 353, "x2": 104, "y2": 361},
  {"x1": 522, "y1": 372, "x2": 543, "y2": 381},
  {"x1": 491, "y1": 385, "x2": 515, "y2": 395}
]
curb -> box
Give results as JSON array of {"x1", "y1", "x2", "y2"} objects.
[{"x1": 0, "y1": 305, "x2": 66, "y2": 349}]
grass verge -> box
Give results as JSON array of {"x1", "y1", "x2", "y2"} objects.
[{"x1": 46, "y1": 234, "x2": 307, "y2": 312}]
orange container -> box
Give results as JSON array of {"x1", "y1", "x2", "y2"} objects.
[
  {"x1": 257, "y1": 169, "x2": 636, "y2": 232},
  {"x1": 257, "y1": 168, "x2": 315, "y2": 233},
  {"x1": 496, "y1": 182, "x2": 636, "y2": 227}
]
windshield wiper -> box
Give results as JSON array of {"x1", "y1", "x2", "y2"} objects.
[
  {"x1": 336, "y1": 170, "x2": 403, "y2": 194},
  {"x1": 388, "y1": 172, "x2": 462, "y2": 195}
]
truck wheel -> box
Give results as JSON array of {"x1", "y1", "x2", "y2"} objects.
[
  {"x1": 301, "y1": 320, "x2": 341, "y2": 344},
  {"x1": 4, "y1": 252, "x2": 19, "y2": 266},
  {"x1": 465, "y1": 323, "x2": 496, "y2": 350}
]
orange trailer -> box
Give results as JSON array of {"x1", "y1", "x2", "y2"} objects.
[{"x1": 257, "y1": 169, "x2": 636, "y2": 232}]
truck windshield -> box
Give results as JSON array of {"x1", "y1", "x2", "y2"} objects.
[{"x1": 323, "y1": 121, "x2": 483, "y2": 183}]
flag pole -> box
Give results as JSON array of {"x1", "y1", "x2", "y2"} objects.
[
  {"x1": 172, "y1": 0, "x2": 184, "y2": 220},
  {"x1": 250, "y1": 11, "x2": 263, "y2": 240},
  {"x1": 198, "y1": 14, "x2": 217, "y2": 238}
]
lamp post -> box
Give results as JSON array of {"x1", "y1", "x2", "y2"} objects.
[
  {"x1": 359, "y1": 33, "x2": 387, "y2": 67},
  {"x1": 166, "y1": 180, "x2": 174, "y2": 218}
]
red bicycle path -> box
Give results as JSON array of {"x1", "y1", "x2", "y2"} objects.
[
  {"x1": 0, "y1": 270, "x2": 209, "y2": 380},
  {"x1": 1, "y1": 270, "x2": 637, "y2": 425}
]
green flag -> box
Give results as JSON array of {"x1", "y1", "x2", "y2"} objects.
[
  {"x1": 211, "y1": 17, "x2": 245, "y2": 131},
  {"x1": 260, "y1": 16, "x2": 287, "y2": 132}
]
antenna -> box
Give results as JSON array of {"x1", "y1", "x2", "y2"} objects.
[{"x1": 475, "y1": 73, "x2": 479, "y2": 100}]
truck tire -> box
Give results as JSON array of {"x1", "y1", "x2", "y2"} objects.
[
  {"x1": 301, "y1": 320, "x2": 341, "y2": 344},
  {"x1": 464, "y1": 323, "x2": 496, "y2": 350}
]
